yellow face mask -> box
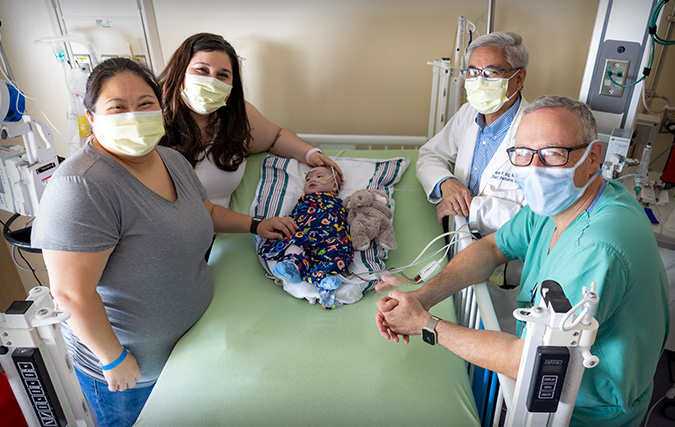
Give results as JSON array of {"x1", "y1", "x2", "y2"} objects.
[
  {"x1": 464, "y1": 70, "x2": 520, "y2": 114},
  {"x1": 181, "y1": 73, "x2": 232, "y2": 115},
  {"x1": 93, "y1": 110, "x2": 165, "y2": 157}
]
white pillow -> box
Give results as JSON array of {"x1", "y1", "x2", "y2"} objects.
[{"x1": 251, "y1": 155, "x2": 410, "y2": 306}]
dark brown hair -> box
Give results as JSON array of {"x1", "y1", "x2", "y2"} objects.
[
  {"x1": 84, "y1": 57, "x2": 161, "y2": 113},
  {"x1": 158, "y1": 33, "x2": 250, "y2": 170}
]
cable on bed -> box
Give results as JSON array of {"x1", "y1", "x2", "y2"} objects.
[{"x1": 340, "y1": 227, "x2": 477, "y2": 285}]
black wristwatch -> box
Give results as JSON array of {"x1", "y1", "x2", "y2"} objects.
[
  {"x1": 422, "y1": 316, "x2": 441, "y2": 345},
  {"x1": 250, "y1": 216, "x2": 264, "y2": 234}
]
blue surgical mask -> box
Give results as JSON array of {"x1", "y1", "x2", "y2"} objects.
[{"x1": 515, "y1": 141, "x2": 601, "y2": 217}]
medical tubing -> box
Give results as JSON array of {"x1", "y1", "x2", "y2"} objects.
[
  {"x1": 643, "y1": 395, "x2": 666, "y2": 426},
  {"x1": 387, "y1": 233, "x2": 454, "y2": 273},
  {"x1": 101, "y1": 348, "x2": 128, "y2": 371},
  {"x1": 608, "y1": 0, "x2": 675, "y2": 90},
  {"x1": 616, "y1": 173, "x2": 636, "y2": 181},
  {"x1": 386, "y1": 230, "x2": 473, "y2": 277},
  {"x1": 390, "y1": 239, "x2": 453, "y2": 275},
  {"x1": 641, "y1": 80, "x2": 670, "y2": 114},
  {"x1": 341, "y1": 230, "x2": 473, "y2": 282},
  {"x1": 407, "y1": 229, "x2": 472, "y2": 266},
  {"x1": 650, "y1": 0, "x2": 675, "y2": 45},
  {"x1": 10, "y1": 245, "x2": 42, "y2": 273},
  {"x1": 606, "y1": 37, "x2": 653, "y2": 88},
  {"x1": 343, "y1": 236, "x2": 454, "y2": 280}
]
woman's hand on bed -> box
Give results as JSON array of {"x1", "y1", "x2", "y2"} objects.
[{"x1": 258, "y1": 216, "x2": 298, "y2": 239}]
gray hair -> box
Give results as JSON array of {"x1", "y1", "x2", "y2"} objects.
[
  {"x1": 465, "y1": 32, "x2": 529, "y2": 69},
  {"x1": 524, "y1": 95, "x2": 598, "y2": 144}
]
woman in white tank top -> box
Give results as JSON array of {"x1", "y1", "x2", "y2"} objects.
[{"x1": 159, "y1": 33, "x2": 343, "y2": 209}]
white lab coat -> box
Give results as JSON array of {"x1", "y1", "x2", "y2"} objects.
[{"x1": 417, "y1": 98, "x2": 529, "y2": 235}]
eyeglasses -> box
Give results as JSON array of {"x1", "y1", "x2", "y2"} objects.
[
  {"x1": 460, "y1": 67, "x2": 520, "y2": 81},
  {"x1": 506, "y1": 144, "x2": 589, "y2": 167}
]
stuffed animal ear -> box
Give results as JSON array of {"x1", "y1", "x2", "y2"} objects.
[
  {"x1": 343, "y1": 195, "x2": 351, "y2": 209},
  {"x1": 372, "y1": 190, "x2": 388, "y2": 205}
]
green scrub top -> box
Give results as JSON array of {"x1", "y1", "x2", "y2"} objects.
[{"x1": 495, "y1": 180, "x2": 669, "y2": 426}]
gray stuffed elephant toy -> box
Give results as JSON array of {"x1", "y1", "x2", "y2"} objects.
[{"x1": 343, "y1": 189, "x2": 397, "y2": 251}]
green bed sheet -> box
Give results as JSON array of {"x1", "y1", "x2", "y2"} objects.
[{"x1": 135, "y1": 149, "x2": 479, "y2": 426}]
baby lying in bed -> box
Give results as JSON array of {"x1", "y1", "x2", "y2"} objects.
[{"x1": 258, "y1": 166, "x2": 353, "y2": 309}]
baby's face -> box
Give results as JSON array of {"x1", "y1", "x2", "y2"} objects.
[{"x1": 304, "y1": 167, "x2": 338, "y2": 194}]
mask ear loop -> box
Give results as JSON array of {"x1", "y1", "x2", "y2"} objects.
[{"x1": 573, "y1": 140, "x2": 602, "y2": 190}]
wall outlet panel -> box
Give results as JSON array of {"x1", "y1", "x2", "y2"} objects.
[
  {"x1": 661, "y1": 108, "x2": 675, "y2": 133},
  {"x1": 587, "y1": 40, "x2": 641, "y2": 115},
  {"x1": 600, "y1": 59, "x2": 630, "y2": 97}
]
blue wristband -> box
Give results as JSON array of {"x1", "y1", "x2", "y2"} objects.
[{"x1": 101, "y1": 348, "x2": 127, "y2": 371}]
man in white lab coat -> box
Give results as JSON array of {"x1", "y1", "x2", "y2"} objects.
[{"x1": 417, "y1": 31, "x2": 529, "y2": 235}]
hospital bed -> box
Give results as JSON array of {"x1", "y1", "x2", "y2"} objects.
[{"x1": 135, "y1": 149, "x2": 481, "y2": 426}]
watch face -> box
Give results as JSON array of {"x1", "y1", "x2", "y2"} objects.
[{"x1": 422, "y1": 328, "x2": 436, "y2": 345}]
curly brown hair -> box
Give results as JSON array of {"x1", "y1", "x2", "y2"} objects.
[{"x1": 158, "y1": 33, "x2": 251, "y2": 170}]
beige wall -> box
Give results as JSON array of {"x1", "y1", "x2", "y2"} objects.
[
  {"x1": 152, "y1": 0, "x2": 601, "y2": 137},
  {"x1": 1, "y1": 0, "x2": 602, "y2": 157}
]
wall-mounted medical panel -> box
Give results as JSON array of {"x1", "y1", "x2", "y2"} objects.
[
  {"x1": 579, "y1": 0, "x2": 658, "y2": 134},
  {"x1": 49, "y1": 0, "x2": 163, "y2": 72}
]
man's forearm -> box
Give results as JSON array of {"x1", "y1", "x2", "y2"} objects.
[
  {"x1": 436, "y1": 320, "x2": 523, "y2": 379},
  {"x1": 413, "y1": 234, "x2": 509, "y2": 309}
]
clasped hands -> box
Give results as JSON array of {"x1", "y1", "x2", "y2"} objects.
[{"x1": 375, "y1": 275, "x2": 432, "y2": 345}]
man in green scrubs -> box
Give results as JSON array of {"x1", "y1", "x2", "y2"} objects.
[{"x1": 375, "y1": 95, "x2": 669, "y2": 426}]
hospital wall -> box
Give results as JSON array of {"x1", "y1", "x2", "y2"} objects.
[
  {"x1": 0, "y1": 0, "x2": 674, "y2": 299},
  {"x1": 0, "y1": 0, "x2": 603, "y2": 154}
]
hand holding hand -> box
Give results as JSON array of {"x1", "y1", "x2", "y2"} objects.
[
  {"x1": 376, "y1": 290, "x2": 431, "y2": 344},
  {"x1": 437, "y1": 178, "x2": 473, "y2": 222},
  {"x1": 257, "y1": 217, "x2": 298, "y2": 239},
  {"x1": 375, "y1": 296, "x2": 410, "y2": 344}
]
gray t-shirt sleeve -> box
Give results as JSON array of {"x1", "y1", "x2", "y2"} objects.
[{"x1": 32, "y1": 174, "x2": 120, "y2": 253}]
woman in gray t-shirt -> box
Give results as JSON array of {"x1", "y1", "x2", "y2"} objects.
[{"x1": 32, "y1": 58, "x2": 296, "y2": 426}]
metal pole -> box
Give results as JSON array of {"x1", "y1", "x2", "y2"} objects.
[
  {"x1": 487, "y1": 0, "x2": 496, "y2": 34},
  {"x1": 0, "y1": 21, "x2": 16, "y2": 82}
]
